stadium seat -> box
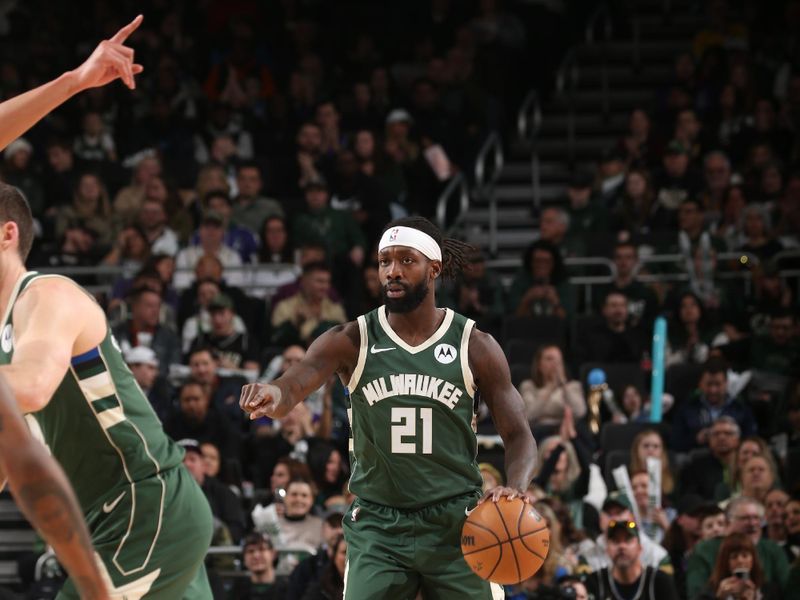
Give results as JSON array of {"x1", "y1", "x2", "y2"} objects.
[
  {"x1": 510, "y1": 363, "x2": 531, "y2": 387},
  {"x1": 505, "y1": 339, "x2": 539, "y2": 367},
  {"x1": 603, "y1": 448, "x2": 631, "y2": 487},
  {"x1": 665, "y1": 363, "x2": 703, "y2": 406},
  {"x1": 599, "y1": 422, "x2": 655, "y2": 453},
  {"x1": 501, "y1": 316, "x2": 567, "y2": 347}
]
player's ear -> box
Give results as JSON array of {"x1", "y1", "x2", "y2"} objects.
[{"x1": 430, "y1": 259, "x2": 442, "y2": 280}]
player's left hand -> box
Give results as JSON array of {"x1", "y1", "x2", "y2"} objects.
[
  {"x1": 71, "y1": 15, "x2": 144, "y2": 91},
  {"x1": 478, "y1": 486, "x2": 537, "y2": 504}
]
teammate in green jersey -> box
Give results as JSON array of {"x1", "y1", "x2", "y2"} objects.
[
  {"x1": 0, "y1": 14, "x2": 153, "y2": 600},
  {"x1": 241, "y1": 217, "x2": 538, "y2": 599},
  {"x1": 0, "y1": 181, "x2": 213, "y2": 598}
]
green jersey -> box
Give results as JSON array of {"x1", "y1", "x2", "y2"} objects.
[
  {"x1": 0, "y1": 272, "x2": 186, "y2": 575},
  {"x1": 346, "y1": 306, "x2": 483, "y2": 509}
]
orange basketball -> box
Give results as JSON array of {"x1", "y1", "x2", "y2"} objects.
[{"x1": 461, "y1": 498, "x2": 549, "y2": 585}]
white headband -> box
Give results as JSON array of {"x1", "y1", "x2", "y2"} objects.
[{"x1": 378, "y1": 226, "x2": 442, "y2": 261}]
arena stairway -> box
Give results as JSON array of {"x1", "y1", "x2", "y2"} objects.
[{"x1": 458, "y1": 0, "x2": 704, "y2": 269}]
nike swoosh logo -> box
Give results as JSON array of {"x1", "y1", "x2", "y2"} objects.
[
  {"x1": 465, "y1": 506, "x2": 476, "y2": 517},
  {"x1": 370, "y1": 344, "x2": 396, "y2": 354},
  {"x1": 102, "y1": 491, "x2": 126, "y2": 514}
]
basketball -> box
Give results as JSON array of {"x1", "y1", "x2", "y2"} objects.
[{"x1": 461, "y1": 498, "x2": 549, "y2": 585}]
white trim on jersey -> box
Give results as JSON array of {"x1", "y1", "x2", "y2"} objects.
[
  {"x1": 377, "y1": 305, "x2": 454, "y2": 354},
  {"x1": 460, "y1": 319, "x2": 476, "y2": 399},
  {"x1": 346, "y1": 315, "x2": 368, "y2": 391},
  {"x1": 0, "y1": 271, "x2": 29, "y2": 327},
  {"x1": 491, "y1": 582, "x2": 505, "y2": 599}
]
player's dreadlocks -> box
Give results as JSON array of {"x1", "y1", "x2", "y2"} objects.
[{"x1": 382, "y1": 217, "x2": 474, "y2": 279}]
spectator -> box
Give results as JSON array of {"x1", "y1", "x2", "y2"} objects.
[
  {"x1": 747, "y1": 264, "x2": 794, "y2": 336},
  {"x1": 613, "y1": 167, "x2": 656, "y2": 236},
  {"x1": 73, "y1": 110, "x2": 117, "y2": 163},
  {"x1": 438, "y1": 248, "x2": 505, "y2": 336},
  {"x1": 680, "y1": 416, "x2": 741, "y2": 498},
  {"x1": 631, "y1": 470, "x2": 673, "y2": 544},
  {"x1": 661, "y1": 495, "x2": 707, "y2": 599},
  {"x1": 143, "y1": 174, "x2": 194, "y2": 245},
  {"x1": 700, "y1": 151, "x2": 734, "y2": 217},
  {"x1": 164, "y1": 381, "x2": 240, "y2": 464},
  {"x1": 735, "y1": 455, "x2": 778, "y2": 505},
  {"x1": 54, "y1": 172, "x2": 113, "y2": 248},
  {"x1": 123, "y1": 346, "x2": 173, "y2": 423},
  {"x1": 695, "y1": 532, "x2": 781, "y2": 600},
  {"x1": 717, "y1": 436, "x2": 773, "y2": 502},
  {"x1": 666, "y1": 292, "x2": 719, "y2": 367},
  {"x1": 764, "y1": 488, "x2": 790, "y2": 558},
  {"x1": 174, "y1": 213, "x2": 245, "y2": 289},
  {"x1": 271, "y1": 262, "x2": 347, "y2": 346},
  {"x1": 671, "y1": 358, "x2": 756, "y2": 452},
  {"x1": 686, "y1": 497, "x2": 789, "y2": 599},
  {"x1": 193, "y1": 189, "x2": 259, "y2": 263},
  {"x1": 596, "y1": 148, "x2": 627, "y2": 207},
  {"x1": 136, "y1": 197, "x2": 180, "y2": 257},
  {"x1": 285, "y1": 513, "x2": 344, "y2": 600},
  {"x1": 565, "y1": 170, "x2": 608, "y2": 237},
  {"x1": 784, "y1": 498, "x2": 800, "y2": 557},
  {"x1": 102, "y1": 224, "x2": 151, "y2": 276},
  {"x1": 618, "y1": 108, "x2": 658, "y2": 167},
  {"x1": 229, "y1": 532, "x2": 287, "y2": 599},
  {"x1": 257, "y1": 215, "x2": 294, "y2": 264},
  {"x1": 231, "y1": 161, "x2": 284, "y2": 236},
  {"x1": 113, "y1": 154, "x2": 162, "y2": 226},
  {"x1": 299, "y1": 534, "x2": 347, "y2": 600},
  {"x1": 651, "y1": 140, "x2": 703, "y2": 230},
  {"x1": 43, "y1": 137, "x2": 82, "y2": 209},
  {"x1": 749, "y1": 310, "x2": 799, "y2": 378},
  {"x1": 307, "y1": 443, "x2": 348, "y2": 509},
  {"x1": 537, "y1": 206, "x2": 570, "y2": 250},
  {"x1": 518, "y1": 345, "x2": 586, "y2": 438},
  {"x1": 38, "y1": 223, "x2": 104, "y2": 280},
  {"x1": 179, "y1": 438, "x2": 246, "y2": 544},
  {"x1": 509, "y1": 240, "x2": 572, "y2": 320},
  {"x1": 181, "y1": 279, "x2": 248, "y2": 355},
  {"x1": 187, "y1": 346, "x2": 248, "y2": 430},
  {"x1": 717, "y1": 185, "x2": 748, "y2": 250},
  {"x1": 739, "y1": 204, "x2": 784, "y2": 263},
  {"x1": 584, "y1": 513, "x2": 678, "y2": 600},
  {"x1": 630, "y1": 429, "x2": 676, "y2": 502},
  {"x1": 2, "y1": 137, "x2": 43, "y2": 217},
  {"x1": 574, "y1": 291, "x2": 648, "y2": 366},
  {"x1": 112, "y1": 286, "x2": 181, "y2": 375},
  {"x1": 189, "y1": 293, "x2": 260, "y2": 371},
  {"x1": 253, "y1": 478, "x2": 324, "y2": 576},
  {"x1": 593, "y1": 242, "x2": 659, "y2": 329},
  {"x1": 700, "y1": 505, "x2": 727, "y2": 541}
]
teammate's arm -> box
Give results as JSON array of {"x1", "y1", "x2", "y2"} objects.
[
  {"x1": 240, "y1": 322, "x2": 360, "y2": 420},
  {"x1": 0, "y1": 15, "x2": 143, "y2": 151},
  {"x1": 469, "y1": 329, "x2": 538, "y2": 503},
  {"x1": 0, "y1": 280, "x2": 102, "y2": 414},
  {"x1": 0, "y1": 375, "x2": 109, "y2": 599}
]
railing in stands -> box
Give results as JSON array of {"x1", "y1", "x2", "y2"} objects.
[
  {"x1": 474, "y1": 131, "x2": 504, "y2": 256},
  {"x1": 516, "y1": 90, "x2": 542, "y2": 216},
  {"x1": 556, "y1": 47, "x2": 579, "y2": 164},
  {"x1": 434, "y1": 171, "x2": 469, "y2": 232},
  {"x1": 585, "y1": 2, "x2": 614, "y2": 121}
]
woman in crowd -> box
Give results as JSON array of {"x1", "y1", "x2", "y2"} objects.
[
  {"x1": 509, "y1": 240, "x2": 572, "y2": 320},
  {"x1": 631, "y1": 470, "x2": 674, "y2": 544},
  {"x1": 696, "y1": 532, "x2": 778, "y2": 599},
  {"x1": 716, "y1": 436, "x2": 775, "y2": 501},
  {"x1": 613, "y1": 167, "x2": 657, "y2": 234},
  {"x1": 307, "y1": 443, "x2": 348, "y2": 510},
  {"x1": 629, "y1": 429, "x2": 676, "y2": 504},
  {"x1": 666, "y1": 291, "x2": 719, "y2": 367},
  {"x1": 301, "y1": 534, "x2": 347, "y2": 600},
  {"x1": 54, "y1": 172, "x2": 113, "y2": 247},
  {"x1": 518, "y1": 345, "x2": 586, "y2": 439}
]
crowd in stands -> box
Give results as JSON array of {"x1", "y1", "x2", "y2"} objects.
[{"x1": 2, "y1": 0, "x2": 800, "y2": 599}]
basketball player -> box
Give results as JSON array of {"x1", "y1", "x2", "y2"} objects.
[
  {"x1": 0, "y1": 183, "x2": 214, "y2": 598},
  {"x1": 241, "y1": 217, "x2": 538, "y2": 599},
  {"x1": 0, "y1": 14, "x2": 158, "y2": 599}
]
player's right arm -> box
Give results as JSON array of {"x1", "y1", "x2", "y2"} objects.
[
  {"x1": 0, "y1": 376, "x2": 109, "y2": 600},
  {"x1": 240, "y1": 322, "x2": 360, "y2": 420},
  {"x1": 0, "y1": 15, "x2": 143, "y2": 151}
]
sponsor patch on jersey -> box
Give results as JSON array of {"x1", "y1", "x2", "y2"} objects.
[
  {"x1": 1, "y1": 323, "x2": 13, "y2": 353},
  {"x1": 433, "y1": 343, "x2": 457, "y2": 364}
]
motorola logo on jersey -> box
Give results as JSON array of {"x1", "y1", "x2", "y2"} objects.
[{"x1": 434, "y1": 343, "x2": 457, "y2": 364}]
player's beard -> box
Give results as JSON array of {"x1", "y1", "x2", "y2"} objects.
[{"x1": 382, "y1": 279, "x2": 429, "y2": 313}]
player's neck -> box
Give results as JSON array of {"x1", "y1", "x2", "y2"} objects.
[
  {"x1": 385, "y1": 295, "x2": 442, "y2": 345},
  {"x1": 0, "y1": 260, "x2": 27, "y2": 320}
]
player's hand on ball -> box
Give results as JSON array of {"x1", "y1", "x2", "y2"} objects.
[
  {"x1": 239, "y1": 383, "x2": 281, "y2": 420},
  {"x1": 479, "y1": 485, "x2": 537, "y2": 504}
]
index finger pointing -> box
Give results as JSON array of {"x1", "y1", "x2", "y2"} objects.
[{"x1": 110, "y1": 14, "x2": 143, "y2": 44}]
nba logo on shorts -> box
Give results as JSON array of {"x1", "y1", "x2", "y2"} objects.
[
  {"x1": 389, "y1": 228, "x2": 399, "y2": 241},
  {"x1": 434, "y1": 343, "x2": 457, "y2": 364}
]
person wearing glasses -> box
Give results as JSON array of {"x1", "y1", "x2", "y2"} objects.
[
  {"x1": 687, "y1": 497, "x2": 789, "y2": 599},
  {"x1": 585, "y1": 517, "x2": 679, "y2": 600}
]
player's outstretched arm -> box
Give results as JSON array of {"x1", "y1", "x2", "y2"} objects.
[
  {"x1": 470, "y1": 329, "x2": 538, "y2": 503},
  {"x1": 0, "y1": 376, "x2": 109, "y2": 600},
  {"x1": 0, "y1": 15, "x2": 143, "y2": 151},
  {"x1": 241, "y1": 322, "x2": 360, "y2": 420}
]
